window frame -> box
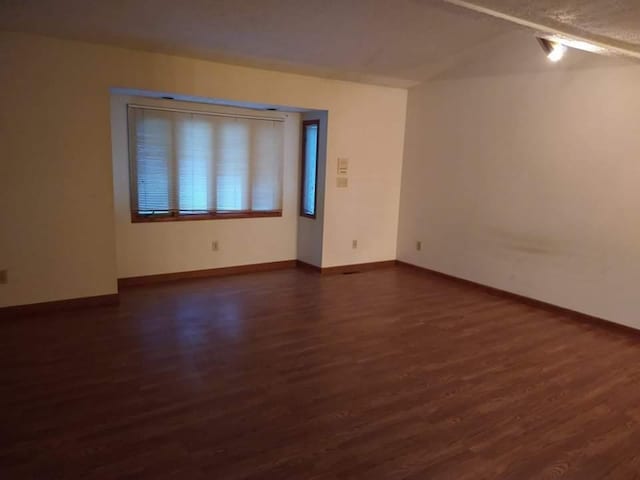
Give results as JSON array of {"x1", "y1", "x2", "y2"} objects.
[
  {"x1": 130, "y1": 210, "x2": 281, "y2": 223},
  {"x1": 127, "y1": 103, "x2": 284, "y2": 223},
  {"x1": 300, "y1": 119, "x2": 320, "y2": 219}
]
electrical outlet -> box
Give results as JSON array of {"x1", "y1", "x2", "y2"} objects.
[
  {"x1": 352, "y1": 240, "x2": 358, "y2": 249},
  {"x1": 416, "y1": 241, "x2": 422, "y2": 251},
  {"x1": 211, "y1": 241, "x2": 219, "y2": 252},
  {"x1": 0, "y1": 270, "x2": 7, "y2": 284}
]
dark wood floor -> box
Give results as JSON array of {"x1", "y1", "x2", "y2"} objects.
[{"x1": 2, "y1": 266, "x2": 640, "y2": 479}]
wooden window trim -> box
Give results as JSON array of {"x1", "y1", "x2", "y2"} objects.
[
  {"x1": 131, "y1": 210, "x2": 282, "y2": 223},
  {"x1": 300, "y1": 119, "x2": 320, "y2": 219}
]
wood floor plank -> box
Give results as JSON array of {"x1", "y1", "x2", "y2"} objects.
[{"x1": 2, "y1": 266, "x2": 640, "y2": 479}]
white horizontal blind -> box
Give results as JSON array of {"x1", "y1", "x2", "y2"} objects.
[
  {"x1": 252, "y1": 121, "x2": 284, "y2": 211},
  {"x1": 129, "y1": 105, "x2": 284, "y2": 216},
  {"x1": 217, "y1": 119, "x2": 251, "y2": 211},
  {"x1": 131, "y1": 109, "x2": 173, "y2": 214}
]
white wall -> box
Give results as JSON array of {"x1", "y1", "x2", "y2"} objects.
[
  {"x1": 321, "y1": 99, "x2": 405, "y2": 268},
  {"x1": 398, "y1": 30, "x2": 640, "y2": 328},
  {"x1": 297, "y1": 111, "x2": 328, "y2": 267},
  {"x1": 0, "y1": 32, "x2": 406, "y2": 307},
  {"x1": 111, "y1": 95, "x2": 300, "y2": 278}
]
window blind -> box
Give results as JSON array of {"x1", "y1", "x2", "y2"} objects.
[{"x1": 128, "y1": 105, "x2": 284, "y2": 218}]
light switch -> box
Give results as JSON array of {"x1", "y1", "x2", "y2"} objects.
[
  {"x1": 336, "y1": 177, "x2": 348, "y2": 188},
  {"x1": 337, "y1": 157, "x2": 349, "y2": 175}
]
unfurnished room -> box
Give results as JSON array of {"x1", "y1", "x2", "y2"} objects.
[{"x1": 3, "y1": 0, "x2": 640, "y2": 478}]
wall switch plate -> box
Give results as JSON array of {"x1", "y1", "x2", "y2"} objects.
[
  {"x1": 0, "y1": 270, "x2": 7, "y2": 284},
  {"x1": 352, "y1": 240, "x2": 358, "y2": 249},
  {"x1": 211, "y1": 241, "x2": 219, "y2": 251},
  {"x1": 337, "y1": 157, "x2": 349, "y2": 175},
  {"x1": 337, "y1": 177, "x2": 348, "y2": 188},
  {"x1": 416, "y1": 241, "x2": 422, "y2": 251}
]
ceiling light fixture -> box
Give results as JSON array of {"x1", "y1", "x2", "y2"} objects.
[
  {"x1": 548, "y1": 36, "x2": 606, "y2": 54},
  {"x1": 445, "y1": 0, "x2": 635, "y2": 61},
  {"x1": 537, "y1": 37, "x2": 567, "y2": 62}
]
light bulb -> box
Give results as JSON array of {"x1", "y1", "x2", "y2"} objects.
[{"x1": 547, "y1": 43, "x2": 567, "y2": 62}]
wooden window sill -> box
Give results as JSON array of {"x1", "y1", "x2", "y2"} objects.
[{"x1": 131, "y1": 211, "x2": 282, "y2": 223}]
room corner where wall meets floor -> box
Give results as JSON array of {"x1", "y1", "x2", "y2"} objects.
[{"x1": 397, "y1": 28, "x2": 640, "y2": 331}]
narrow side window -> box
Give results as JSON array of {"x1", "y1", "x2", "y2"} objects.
[{"x1": 300, "y1": 120, "x2": 319, "y2": 218}]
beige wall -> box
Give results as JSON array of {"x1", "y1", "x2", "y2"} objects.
[
  {"x1": 0, "y1": 32, "x2": 407, "y2": 307},
  {"x1": 321, "y1": 98, "x2": 405, "y2": 268},
  {"x1": 398, "y1": 30, "x2": 640, "y2": 328}
]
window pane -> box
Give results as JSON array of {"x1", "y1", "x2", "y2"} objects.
[
  {"x1": 177, "y1": 116, "x2": 213, "y2": 213},
  {"x1": 252, "y1": 121, "x2": 284, "y2": 211},
  {"x1": 135, "y1": 110, "x2": 172, "y2": 214},
  {"x1": 217, "y1": 120, "x2": 250, "y2": 211},
  {"x1": 302, "y1": 122, "x2": 318, "y2": 216}
]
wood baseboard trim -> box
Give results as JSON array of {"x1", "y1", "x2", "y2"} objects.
[
  {"x1": 295, "y1": 260, "x2": 322, "y2": 273},
  {"x1": 0, "y1": 293, "x2": 120, "y2": 319},
  {"x1": 319, "y1": 260, "x2": 398, "y2": 275},
  {"x1": 396, "y1": 260, "x2": 640, "y2": 337},
  {"x1": 118, "y1": 260, "x2": 297, "y2": 287}
]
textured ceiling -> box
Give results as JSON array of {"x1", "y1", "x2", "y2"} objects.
[
  {"x1": 446, "y1": 0, "x2": 640, "y2": 57},
  {"x1": 1, "y1": 0, "x2": 639, "y2": 87},
  {"x1": 0, "y1": 0, "x2": 518, "y2": 87}
]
